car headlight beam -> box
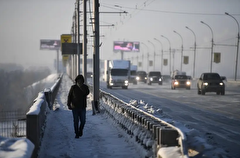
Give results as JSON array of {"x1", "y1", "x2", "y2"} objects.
[{"x1": 203, "y1": 82, "x2": 208, "y2": 86}]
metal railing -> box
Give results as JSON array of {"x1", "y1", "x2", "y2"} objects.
[
  {"x1": 98, "y1": 89, "x2": 188, "y2": 158},
  {"x1": 0, "y1": 110, "x2": 27, "y2": 138},
  {"x1": 0, "y1": 74, "x2": 63, "y2": 158}
]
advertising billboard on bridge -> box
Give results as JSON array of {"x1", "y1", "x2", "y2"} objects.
[
  {"x1": 113, "y1": 41, "x2": 140, "y2": 52},
  {"x1": 40, "y1": 39, "x2": 61, "y2": 50}
]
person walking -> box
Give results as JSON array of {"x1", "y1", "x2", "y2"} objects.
[{"x1": 67, "y1": 75, "x2": 90, "y2": 138}]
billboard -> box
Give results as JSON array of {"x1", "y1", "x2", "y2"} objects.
[
  {"x1": 113, "y1": 41, "x2": 140, "y2": 52},
  {"x1": 40, "y1": 40, "x2": 61, "y2": 50},
  {"x1": 62, "y1": 43, "x2": 82, "y2": 55}
]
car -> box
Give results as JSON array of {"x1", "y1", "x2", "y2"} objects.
[
  {"x1": 136, "y1": 71, "x2": 147, "y2": 83},
  {"x1": 197, "y1": 72, "x2": 225, "y2": 95},
  {"x1": 147, "y1": 71, "x2": 162, "y2": 85},
  {"x1": 171, "y1": 75, "x2": 191, "y2": 89}
]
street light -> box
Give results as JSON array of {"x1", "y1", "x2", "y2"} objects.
[
  {"x1": 186, "y1": 26, "x2": 197, "y2": 78},
  {"x1": 141, "y1": 42, "x2": 149, "y2": 72},
  {"x1": 173, "y1": 30, "x2": 184, "y2": 71},
  {"x1": 161, "y1": 35, "x2": 172, "y2": 75},
  {"x1": 154, "y1": 38, "x2": 164, "y2": 73},
  {"x1": 201, "y1": 21, "x2": 214, "y2": 72},
  {"x1": 148, "y1": 40, "x2": 156, "y2": 70},
  {"x1": 225, "y1": 12, "x2": 240, "y2": 81}
]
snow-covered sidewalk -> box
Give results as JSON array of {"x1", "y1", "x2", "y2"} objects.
[{"x1": 38, "y1": 74, "x2": 141, "y2": 158}]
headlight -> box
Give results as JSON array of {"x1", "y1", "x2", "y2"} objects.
[
  {"x1": 219, "y1": 82, "x2": 223, "y2": 86},
  {"x1": 136, "y1": 76, "x2": 140, "y2": 80},
  {"x1": 159, "y1": 78, "x2": 162, "y2": 81},
  {"x1": 145, "y1": 77, "x2": 147, "y2": 80},
  {"x1": 203, "y1": 82, "x2": 208, "y2": 86},
  {"x1": 125, "y1": 80, "x2": 128, "y2": 84},
  {"x1": 186, "y1": 81, "x2": 191, "y2": 85},
  {"x1": 174, "y1": 81, "x2": 179, "y2": 85},
  {"x1": 150, "y1": 78, "x2": 153, "y2": 81}
]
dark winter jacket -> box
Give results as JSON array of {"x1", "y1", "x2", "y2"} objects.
[{"x1": 67, "y1": 84, "x2": 90, "y2": 109}]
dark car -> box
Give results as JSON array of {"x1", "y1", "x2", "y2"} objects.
[
  {"x1": 171, "y1": 75, "x2": 191, "y2": 89},
  {"x1": 136, "y1": 71, "x2": 147, "y2": 83},
  {"x1": 147, "y1": 71, "x2": 162, "y2": 85},
  {"x1": 197, "y1": 73, "x2": 225, "y2": 95}
]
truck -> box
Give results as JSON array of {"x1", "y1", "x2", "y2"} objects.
[
  {"x1": 104, "y1": 60, "x2": 130, "y2": 89},
  {"x1": 129, "y1": 65, "x2": 137, "y2": 85}
]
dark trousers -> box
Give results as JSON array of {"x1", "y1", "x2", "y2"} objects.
[{"x1": 72, "y1": 108, "x2": 86, "y2": 134}]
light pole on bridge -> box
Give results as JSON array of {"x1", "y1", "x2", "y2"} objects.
[
  {"x1": 201, "y1": 21, "x2": 214, "y2": 73},
  {"x1": 154, "y1": 38, "x2": 164, "y2": 73},
  {"x1": 173, "y1": 30, "x2": 184, "y2": 72},
  {"x1": 186, "y1": 26, "x2": 197, "y2": 78},
  {"x1": 225, "y1": 12, "x2": 240, "y2": 81},
  {"x1": 161, "y1": 35, "x2": 172, "y2": 75},
  {"x1": 148, "y1": 40, "x2": 156, "y2": 70}
]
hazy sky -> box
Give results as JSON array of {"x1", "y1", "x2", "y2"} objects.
[
  {"x1": 0, "y1": 0, "x2": 75, "y2": 70},
  {"x1": 1, "y1": 0, "x2": 240, "y2": 77}
]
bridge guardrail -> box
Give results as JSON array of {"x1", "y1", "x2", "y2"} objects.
[
  {"x1": 97, "y1": 88, "x2": 188, "y2": 158},
  {"x1": 26, "y1": 74, "x2": 62, "y2": 158}
]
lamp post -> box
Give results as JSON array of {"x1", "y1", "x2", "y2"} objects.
[
  {"x1": 173, "y1": 30, "x2": 184, "y2": 71},
  {"x1": 154, "y1": 38, "x2": 164, "y2": 73},
  {"x1": 186, "y1": 26, "x2": 197, "y2": 78},
  {"x1": 148, "y1": 40, "x2": 156, "y2": 70},
  {"x1": 141, "y1": 42, "x2": 149, "y2": 72},
  {"x1": 71, "y1": 14, "x2": 76, "y2": 79},
  {"x1": 76, "y1": 0, "x2": 81, "y2": 75},
  {"x1": 201, "y1": 21, "x2": 214, "y2": 73},
  {"x1": 225, "y1": 12, "x2": 240, "y2": 81},
  {"x1": 161, "y1": 35, "x2": 172, "y2": 74},
  {"x1": 136, "y1": 56, "x2": 139, "y2": 68}
]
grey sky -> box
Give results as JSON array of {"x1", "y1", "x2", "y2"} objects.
[
  {"x1": 0, "y1": 0, "x2": 240, "y2": 77},
  {"x1": 0, "y1": 0, "x2": 75, "y2": 70}
]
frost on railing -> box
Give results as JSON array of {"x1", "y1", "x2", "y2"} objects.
[{"x1": 98, "y1": 90, "x2": 188, "y2": 158}]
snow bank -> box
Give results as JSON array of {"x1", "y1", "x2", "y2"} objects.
[{"x1": 0, "y1": 136, "x2": 34, "y2": 158}]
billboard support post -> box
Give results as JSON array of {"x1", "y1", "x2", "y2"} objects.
[
  {"x1": 40, "y1": 39, "x2": 61, "y2": 73},
  {"x1": 57, "y1": 49, "x2": 59, "y2": 73},
  {"x1": 121, "y1": 51, "x2": 124, "y2": 60}
]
